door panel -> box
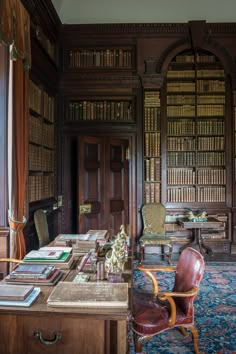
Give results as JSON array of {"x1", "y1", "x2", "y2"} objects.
[
  {"x1": 108, "y1": 140, "x2": 129, "y2": 235},
  {"x1": 78, "y1": 136, "x2": 105, "y2": 232},
  {"x1": 78, "y1": 136, "x2": 129, "y2": 235}
]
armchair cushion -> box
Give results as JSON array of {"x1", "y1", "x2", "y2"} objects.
[
  {"x1": 140, "y1": 234, "x2": 172, "y2": 246},
  {"x1": 132, "y1": 289, "x2": 192, "y2": 335}
]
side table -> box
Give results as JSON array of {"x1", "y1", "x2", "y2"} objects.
[{"x1": 178, "y1": 218, "x2": 224, "y2": 255}]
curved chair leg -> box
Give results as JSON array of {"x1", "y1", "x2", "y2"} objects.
[
  {"x1": 140, "y1": 245, "x2": 145, "y2": 263},
  {"x1": 180, "y1": 327, "x2": 188, "y2": 336},
  {"x1": 134, "y1": 334, "x2": 151, "y2": 354},
  {"x1": 134, "y1": 334, "x2": 145, "y2": 353},
  {"x1": 188, "y1": 325, "x2": 200, "y2": 354},
  {"x1": 168, "y1": 244, "x2": 173, "y2": 265}
]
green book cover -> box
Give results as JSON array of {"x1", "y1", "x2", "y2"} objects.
[{"x1": 23, "y1": 252, "x2": 70, "y2": 263}]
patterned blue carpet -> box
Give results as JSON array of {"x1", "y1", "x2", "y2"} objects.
[{"x1": 129, "y1": 262, "x2": 236, "y2": 354}]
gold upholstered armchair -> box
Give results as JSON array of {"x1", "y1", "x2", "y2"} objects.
[{"x1": 139, "y1": 203, "x2": 173, "y2": 264}]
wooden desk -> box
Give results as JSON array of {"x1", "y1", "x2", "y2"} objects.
[
  {"x1": 179, "y1": 218, "x2": 224, "y2": 255},
  {"x1": 0, "y1": 257, "x2": 132, "y2": 354}
]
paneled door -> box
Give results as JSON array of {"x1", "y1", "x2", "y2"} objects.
[{"x1": 77, "y1": 136, "x2": 129, "y2": 235}]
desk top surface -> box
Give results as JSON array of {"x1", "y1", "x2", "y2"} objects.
[{"x1": 0, "y1": 255, "x2": 132, "y2": 317}]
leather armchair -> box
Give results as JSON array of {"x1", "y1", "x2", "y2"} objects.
[
  {"x1": 0, "y1": 258, "x2": 23, "y2": 279},
  {"x1": 131, "y1": 247, "x2": 205, "y2": 354}
]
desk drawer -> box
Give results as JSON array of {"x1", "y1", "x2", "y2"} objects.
[{"x1": 0, "y1": 313, "x2": 106, "y2": 354}]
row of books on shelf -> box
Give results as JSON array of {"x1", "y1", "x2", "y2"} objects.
[
  {"x1": 173, "y1": 54, "x2": 217, "y2": 63},
  {"x1": 144, "y1": 182, "x2": 160, "y2": 204},
  {"x1": 144, "y1": 92, "x2": 160, "y2": 107},
  {"x1": 28, "y1": 174, "x2": 54, "y2": 203},
  {"x1": 196, "y1": 80, "x2": 225, "y2": 93},
  {"x1": 167, "y1": 80, "x2": 225, "y2": 93},
  {"x1": 167, "y1": 168, "x2": 226, "y2": 185},
  {"x1": 144, "y1": 157, "x2": 161, "y2": 182},
  {"x1": 167, "y1": 95, "x2": 225, "y2": 105},
  {"x1": 29, "y1": 116, "x2": 54, "y2": 149},
  {"x1": 167, "y1": 69, "x2": 224, "y2": 79},
  {"x1": 166, "y1": 186, "x2": 226, "y2": 203},
  {"x1": 68, "y1": 48, "x2": 132, "y2": 68},
  {"x1": 29, "y1": 144, "x2": 54, "y2": 172},
  {"x1": 144, "y1": 107, "x2": 161, "y2": 131},
  {"x1": 197, "y1": 105, "x2": 224, "y2": 116},
  {"x1": 168, "y1": 120, "x2": 224, "y2": 136},
  {"x1": 67, "y1": 101, "x2": 133, "y2": 122},
  {"x1": 167, "y1": 137, "x2": 195, "y2": 151},
  {"x1": 29, "y1": 81, "x2": 55, "y2": 121},
  {"x1": 167, "y1": 152, "x2": 225, "y2": 166},
  {"x1": 197, "y1": 137, "x2": 224, "y2": 151},
  {"x1": 167, "y1": 105, "x2": 195, "y2": 116},
  {"x1": 167, "y1": 104, "x2": 224, "y2": 117},
  {"x1": 144, "y1": 132, "x2": 160, "y2": 157}
]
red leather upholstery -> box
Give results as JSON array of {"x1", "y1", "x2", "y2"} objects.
[{"x1": 131, "y1": 248, "x2": 205, "y2": 353}]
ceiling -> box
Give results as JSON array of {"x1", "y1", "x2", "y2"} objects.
[{"x1": 51, "y1": 0, "x2": 236, "y2": 25}]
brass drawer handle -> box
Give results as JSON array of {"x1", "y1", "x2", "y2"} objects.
[{"x1": 34, "y1": 331, "x2": 62, "y2": 345}]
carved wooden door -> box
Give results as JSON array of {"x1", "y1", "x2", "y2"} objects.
[{"x1": 78, "y1": 136, "x2": 129, "y2": 235}]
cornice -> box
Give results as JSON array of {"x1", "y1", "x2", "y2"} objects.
[
  {"x1": 206, "y1": 22, "x2": 236, "y2": 34},
  {"x1": 62, "y1": 22, "x2": 236, "y2": 36},
  {"x1": 62, "y1": 23, "x2": 189, "y2": 35}
]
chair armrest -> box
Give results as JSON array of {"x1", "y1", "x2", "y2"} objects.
[
  {"x1": 137, "y1": 264, "x2": 176, "y2": 273},
  {"x1": 0, "y1": 258, "x2": 24, "y2": 263},
  {"x1": 157, "y1": 286, "x2": 199, "y2": 326},
  {"x1": 136, "y1": 264, "x2": 176, "y2": 296},
  {"x1": 158, "y1": 286, "x2": 199, "y2": 299}
]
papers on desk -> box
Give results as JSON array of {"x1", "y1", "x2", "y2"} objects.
[{"x1": 47, "y1": 282, "x2": 128, "y2": 308}]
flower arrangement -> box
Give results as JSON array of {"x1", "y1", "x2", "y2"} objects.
[{"x1": 185, "y1": 208, "x2": 208, "y2": 222}]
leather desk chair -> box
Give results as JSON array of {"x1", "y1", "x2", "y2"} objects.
[{"x1": 131, "y1": 247, "x2": 205, "y2": 354}]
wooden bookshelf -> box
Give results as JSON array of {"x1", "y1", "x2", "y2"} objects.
[
  {"x1": 143, "y1": 90, "x2": 161, "y2": 203},
  {"x1": 28, "y1": 80, "x2": 55, "y2": 203},
  {"x1": 166, "y1": 51, "x2": 226, "y2": 204}
]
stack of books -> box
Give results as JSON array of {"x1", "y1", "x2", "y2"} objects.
[
  {"x1": 86, "y1": 230, "x2": 109, "y2": 246},
  {"x1": 0, "y1": 283, "x2": 40, "y2": 307},
  {"x1": 22, "y1": 246, "x2": 74, "y2": 269},
  {"x1": 4, "y1": 263, "x2": 63, "y2": 286},
  {"x1": 54, "y1": 234, "x2": 98, "y2": 255}
]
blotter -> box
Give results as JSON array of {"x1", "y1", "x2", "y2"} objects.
[{"x1": 47, "y1": 282, "x2": 128, "y2": 308}]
